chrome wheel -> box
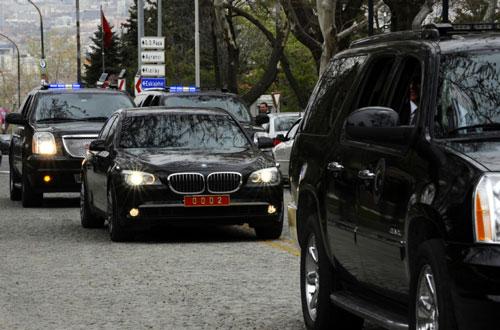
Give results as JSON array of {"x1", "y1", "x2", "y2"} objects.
[
  {"x1": 304, "y1": 233, "x2": 319, "y2": 321},
  {"x1": 416, "y1": 264, "x2": 439, "y2": 330}
]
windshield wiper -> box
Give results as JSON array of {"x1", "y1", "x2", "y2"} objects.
[
  {"x1": 447, "y1": 123, "x2": 500, "y2": 136},
  {"x1": 36, "y1": 117, "x2": 82, "y2": 123},
  {"x1": 79, "y1": 117, "x2": 109, "y2": 122}
]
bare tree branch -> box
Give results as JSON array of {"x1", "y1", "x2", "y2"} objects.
[{"x1": 412, "y1": 0, "x2": 437, "y2": 29}]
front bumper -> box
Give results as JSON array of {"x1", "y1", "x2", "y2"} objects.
[
  {"x1": 447, "y1": 243, "x2": 500, "y2": 330},
  {"x1": 25, "y1": 155, "x2": 82, "y2": 193},
  {"x1": 113, "y1": 181, "x2": 283, "y2": 229}
]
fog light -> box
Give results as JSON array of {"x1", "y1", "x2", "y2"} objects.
[
  {"x1": 129, "y1": 208, "x2": 139, "y2": 217},
  {"x1": 268, "y1": 205, "x2": 277, "y2": 214},
  {"x1": 43, "y1": 175, "x2": 52, "y2": 183}
]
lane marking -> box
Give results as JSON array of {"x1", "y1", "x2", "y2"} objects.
[
  {"x1": 263, "y1": 239, "x2": 300, "y2": 257},
  {"x1": 0, "y1": 171, "x2": 9, "y2": 175}
]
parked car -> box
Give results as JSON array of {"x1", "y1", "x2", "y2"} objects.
[
  {"x1": 6, "y1": 84, "x2": 134, "y2": 207},
  {"x1": 81, "y1": 107, "x2": 283, "y2": 242},
  {"x1": 135, "y1": 88, "x2": 266, "y2": 139},
  {"x1": 272, "y1": 119, "x2": 301, "y2": 181},
  {"x1": 254, "y1": 112, "x2": 302, "y2": 144},
  {"x1": 289, "y1": 23, "x2": 500, "y2": 330}
]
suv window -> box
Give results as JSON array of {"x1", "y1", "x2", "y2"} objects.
[
  {"x1": 20, "y1": 95, "x2": 33, "y2": 117},
  {"x1": 389, "y1": 56, "x2": 422, "y2": 126},
  {"x1": 435, "y1": 51, "x2": 500, "y2": 138},
  {"x1": 302, "y1": 55, "x2": 367, "y2": 135},
  {"x1": 356, "y1": 56, "x2": 396, "y2": 109},
  {"x1": 33, "y1": 93, "x2": 133, "y2": 123}
]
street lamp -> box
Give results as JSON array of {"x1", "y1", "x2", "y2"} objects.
[
  {"x1": 0, "y1": 33, "x2": 21, "y2": 108},
  {"x1": 27, "y1": 0, "x2": 46, "y2": 79}
]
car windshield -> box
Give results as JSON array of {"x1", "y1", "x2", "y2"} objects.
[
  {"x1": 274, "y1": 115, "x2": 301, "y2": 132},
  {"x1": 119, "y1": 113, "x2": 250, "y2": 153},
  {"x1": 436, "y1": 52, "x2": 500, "y2": 137},
  {"x1": 34, "y1": 93, "x2": 134, "y2": 123},
  {"x1": 162, "y1": 95, "x2": 252, "y2": 123}
]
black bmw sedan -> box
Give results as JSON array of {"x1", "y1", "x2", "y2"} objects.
[{"x1": 81, "y1": 107, "x2": 283, "y2": 242}]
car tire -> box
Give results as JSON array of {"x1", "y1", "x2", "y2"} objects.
[
  {"x1": 9, "y1": 161, "x2": 21, "y2": 201},
  {"x1": 300, "y1": 215, "x2": 364, "y2": 330},
  {"x1": 80, "y1": 178, "x2": 104, "y2": 228},
  {"x1": 21, "y1": 172, "x2": 43, "y2": 208},
  {"x1": 254, "y1": 208, "x2": 283, "y2": 240},
  {"x1": 409, "y1": 239, "x2": 458, "y2": 330},
  {"x1": 107, "y1": 185, "x2": 132, "y2": 242}
]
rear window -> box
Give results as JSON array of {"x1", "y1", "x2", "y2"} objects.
[
  {"x1": 34, "y1": 93, "x2": 134, "y2": 123},
  {"x1": 162, "y1": 95, "x2": 252, "y2": 123},
  {"x1": 119, "y1": 113, "x2": 250, "y2": 153}
]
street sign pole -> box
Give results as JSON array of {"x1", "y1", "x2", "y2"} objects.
[
  {"x1": 157, "y1": 0, "x2": 162, "y2": 37},
  {"x1": 137, "y1": 0, "x2": 145, "y2": 75},
  {"x1": 194, "y1": 0, "x2": 200, "y2": 88}
]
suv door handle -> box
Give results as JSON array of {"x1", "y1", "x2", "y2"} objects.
[
  {"x1": 358, "y1": 169, "x2": 376, "y2": 180},
  {"x1": 327, "y1": 162, "x2": 344, "y2": 172}
]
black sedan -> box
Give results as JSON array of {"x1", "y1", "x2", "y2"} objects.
[{"x1": 81, "y1": 107, "x2": 283, "y2": 242}]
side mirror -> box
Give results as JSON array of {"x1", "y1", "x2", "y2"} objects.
[
  {"x1": 255, "y1": 114, "x2": 270, "y2": 126},
  {"x1": 345, "y1": 107, "x2": 413, "y2": 145},
  {"x1": 257, "y1": 137, "x2": 274, "y2": 149},
  {"x1": 6, "y1": 113, "x2": 27, "y2": 126},
  {"x1": 88, "y1": 139, "x2": 106, "y2": 152}
]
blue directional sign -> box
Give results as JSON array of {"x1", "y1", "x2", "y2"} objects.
[{"x1": 141, "y1": 77, "x2": 166, "y2": 90}]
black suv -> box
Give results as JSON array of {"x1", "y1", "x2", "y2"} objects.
[
  {"x1": 135, "y1": 88, "x2": 266, "y2": 137},
  {"x1": 6, "y1": 85, "x2": 134, "y2": 207},
  {"x1": 289, "y1": 24, "x2": 500, "y2": 330}
]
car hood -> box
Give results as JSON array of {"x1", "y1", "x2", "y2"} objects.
[
  {"x1": 116, "y1": 148, "x2": 275, "y2": 176},
  {"x1": 33, "y1": 121, "x2": 105, "y2": 135},
  {"x1": 446, "y1": 140, "x2": 500, "y2": 171}
]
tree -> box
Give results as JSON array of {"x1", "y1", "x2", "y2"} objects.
[{"x1": 83, "y1": 24, "x2": 121, "y2": 87}]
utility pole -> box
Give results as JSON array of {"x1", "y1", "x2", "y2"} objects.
[
  {"x1": 138, "y1": 0, "x2": 144, "y2": 74},
  {"x1": 0, "y1": 34, "x2": 21, "y2": 107},
  {"x1": 27, "y1": 0, "x2": 46, "y2": 80},
  {"x1": 368, "y1": 0, "x2": 374, "y2": 36},
  {"x1": 0, "y1": 33, "x2": 21, "y2": 108},
  {"x1": 194, "y1": 0, "x2": 200, "y2": 87},
  {"x1": 442, "y1": 0, "x2": 449, "y2": 23},
  {"x1": 76, "y1": 0, "x2": 81, "y2": 83},
  {"x1": 157, "y1": 0, "x2": 162, "y2": 37}
]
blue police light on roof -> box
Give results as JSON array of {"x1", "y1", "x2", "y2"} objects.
[
  {"x1": 169, "y1": 86, "x2": 199, "y2": 93},
  {"x1": 48, "y1": 83, "x2": 81, "y2": 89}
]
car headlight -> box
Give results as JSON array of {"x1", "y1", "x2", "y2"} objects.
[
  {"x1": 248, "y1": 167, "x2": 280, "y2": 186},
  {"x1": 122, "y1": 170, "x2": 159, "y2": 186},
  {"x1": 32, "y1": 132, "x2": 57, "y2": 155},
  {"x1": 474, "y1": 173, "x2": 500, "y2": 243}
]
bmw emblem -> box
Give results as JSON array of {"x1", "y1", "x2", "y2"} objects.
[{"x1": 201, "y1": 164, "x2": 208, "y2": 168}]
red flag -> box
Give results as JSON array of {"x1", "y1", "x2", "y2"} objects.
[{"x1": 101, "y1": 8, "x2": 112, "y2": 49}]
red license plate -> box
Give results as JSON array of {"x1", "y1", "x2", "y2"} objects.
[{"x1": 184, "y1": 195, "x2": 230, "y2": 207}]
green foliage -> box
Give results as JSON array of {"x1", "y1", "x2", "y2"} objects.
[{"x1": 83, "y1": 25, "x2": 121, "y2": 87}]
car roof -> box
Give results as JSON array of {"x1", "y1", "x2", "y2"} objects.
[
  {"x1": 349, "y1": 25, "x2": 500, "y2": 55},
  {"x1": 140, "y1": 89, "x2": 240, "y2": 98},
  {"x1": 35, "y1": 88, "x2": 129, "y2": 95},
  {"x1": 120, "y1": 106, "x2": 234, "y2": 117},
  {"x1": 267, "y1": 112, "x2": 302, "y2": 118}
]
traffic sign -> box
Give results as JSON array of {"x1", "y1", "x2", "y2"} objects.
[
  {"x1": 141, "y1": 64, "x2": 165, "y2": 77},
  {"x1": 117, "y1": 79, "x2": 126, "y2": 91},
  {"x1": 134, "y1": 76, "x2": 142, "y2": 95},
  {"x1": 141, "y1": 77, "x2": 166, "y2": 90},
  {"x1": 141, "y1": 51, "x2": 165, "y2": 64},
  {"x1": 140, "y1": 37, "x2": 165, "y2": 50}
]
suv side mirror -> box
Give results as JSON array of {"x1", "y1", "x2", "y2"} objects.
[
  {"x1": 345, "y1": 107, "x2": 413, "y2": 145},
  {"x1": 6, "y1": 113, "x2": 27, "y2": 126},
  {"x1": 257, "y1": 137, "x2": 274, "y2": 149},
  {"x1": 88, "y1": 139, "x2": 106, "y2": 152},
  {"x1": 255, "y1": 114, "x2": 270, "y2": 126}
]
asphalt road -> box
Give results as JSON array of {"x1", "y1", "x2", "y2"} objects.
[{"x1": 0, "y1": 157, "x2": 382, "y2": 330}]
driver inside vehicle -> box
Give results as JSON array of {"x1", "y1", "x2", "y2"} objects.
[{"x1": 400, "y1": 78, "x2": 420, "y2": 125}]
